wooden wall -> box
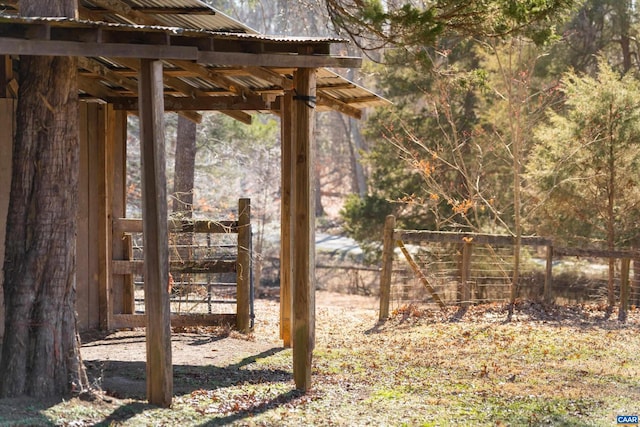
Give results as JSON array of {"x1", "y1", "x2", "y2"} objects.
[
  {"x1": 0, "y1": 100, "x2": 126, "y2": 337},
  {"x1": 77, "y1": 102, "x2": 127, "y2": 331}
]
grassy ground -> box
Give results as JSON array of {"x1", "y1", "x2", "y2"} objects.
[{"x1": 1, "y1": 297, "x2": 639, "y2": 426}]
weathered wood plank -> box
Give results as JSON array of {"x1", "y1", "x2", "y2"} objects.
[
  {"x1": 110, "y1": 108, "x2": 128, "y2": 316},
  {"x1": 112, "y1": 260, "x2": 237, "y2": 275},
  {"x1": 198, "y1": 51, "x2": 362, "y2": 69},
  {"x1": 122, "y1": 234, "x2": 135, "y2": 314},
  {"x1": 554, "y1": 247, "x2": 638, "y2": 259},
  {"x1": 110, "y1": 313, "x2": 237, "y2": 329},
  {"x1": 96, "y1": 104, "x2": 113, "y2": 329},
  {"x1": 0, "y1": 37, "x2": 198, "y2": 60},
  {"x1": 316, "y1": 93, "x2": 361, "y2": 119},
  {"x1": 292, "y1": 68, "x2": 316, "y2": 391},
  {"x1": 77, "y1": 102, "x2": 90, "y2": 331},
  {"x1": 113, "y1": 217, "x2": 238, "y2": 234},
  {"x1": 138, "y1": 58, "x2": 172, "y2": 408},
  {"x1": 109, "y1": 95, "x2": 279, "y2": 112}
]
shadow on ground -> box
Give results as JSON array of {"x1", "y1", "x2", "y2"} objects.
[{"x1": 85, "y1": 347, "x2": 288, "y2": 400}]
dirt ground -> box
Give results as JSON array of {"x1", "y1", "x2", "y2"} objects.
[{"x1": 80, "y1": 291, "x2": 379, "y2": 400}]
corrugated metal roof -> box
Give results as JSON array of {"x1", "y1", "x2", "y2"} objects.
[
  {"x1": 81, "y1": 0, "x2": 257, "y2": 33},
  {"x1": 0, "y1": 0, "x2": 390, "y2": 115}
]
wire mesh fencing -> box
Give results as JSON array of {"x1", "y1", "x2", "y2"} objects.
[{"x1": 379, "y1": 215, "x2": 640, "y2": 320}]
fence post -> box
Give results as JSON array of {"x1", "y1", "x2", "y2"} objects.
[
  {"x1": 544, "y1": 244, "x2": 553, "y2": 304},
  {"x1": 237, "y1": 198, "x2": 251, "y2": 333},
  {"x1": 123, "y1": 233, "x2": 135, "y2": 314},
  {"x1": 619, "y1": 258, "x2": 630, "y2": 322},
  {"x1": 379, "y1": 215, "x2": 396, "y2": 321},
  {"x1": 461, "y1": 240, "x2": 472, "y2": 308}
]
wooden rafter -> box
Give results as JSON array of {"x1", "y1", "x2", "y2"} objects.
[
  {"x1": 86, "y1": 0, "x2": 166, "y2": 26},
  {"x1": 317, "y1": 93, "x2": 361, "y2": 120},
  {"x1": 79, "y1": 56, "x2": 202, "y2": 122},
  {"x1": 80, "y1": 0, "x2": 258, "y2": 103},
  {"x1": 112, "y1": 57, "x2": 203, "y2": 123}
]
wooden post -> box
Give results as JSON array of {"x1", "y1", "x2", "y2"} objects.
[
  {"x1": 544, "y1": 244, "x2": 553, "y2": 304},
  {"x1": 292, "y1": 68, "x2": 316, "y2": 391},
  {"x1": 237, "y1": 198, "x2": 252, "y2": 332},
  {"x1": 97, "y1": 105, "x2": 112, "y2": 330},
  {"x1": 280, "y1": 91, "x2": 293, "y2": 347},
  {"x1": 379, "y1": 215, "x2": 395, "y2": 321},
  {"x1": 461, "y1": 241, "x2": 472, "y2": 308},
  {"x1": 619, "y1": 258, "x2": 630, "y2": 322},
  {"x1": 110, "y1": 108, "x2": 130, "y2": 315},
  {"x1": 122, "y1": 234, "x2": 135, "y2": 314},
  {"x1": 138, "y1": 58, "x2": 172, "y2": 408}
]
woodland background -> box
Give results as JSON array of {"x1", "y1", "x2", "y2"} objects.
[{"x1": 126, "y1": 0, "x2": 640, "y2": 288}]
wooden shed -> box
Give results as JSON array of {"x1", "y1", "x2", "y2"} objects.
[{"x1": 0, "y1": 0, "x2": 388, "y2": 405}]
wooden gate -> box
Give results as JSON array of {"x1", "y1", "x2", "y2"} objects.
[{"x1": 108, "y1": 198, "x2": 252, "y2": 330}]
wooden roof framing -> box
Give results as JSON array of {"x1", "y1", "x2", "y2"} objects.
[{"x1": 0, "y1": 0, "x2": 390, "y2": 123}]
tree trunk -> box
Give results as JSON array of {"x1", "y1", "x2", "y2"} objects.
[
  {"x1": 172, "y1": 115, "x2": 197, "y2": 216},
  {"x1": 0, "y1": 0, "x2": 88, "y2": 398}
]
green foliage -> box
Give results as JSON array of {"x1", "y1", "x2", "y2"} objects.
[
  {"x1": 527, "y1": 58, "x2": 640, "y2": 246},
  {"x1": 327, "y1": 0, "x2": 576, "y2": 51},
  {"x1": 340, "y1": 193, "x2": 393, "y2": 248}
]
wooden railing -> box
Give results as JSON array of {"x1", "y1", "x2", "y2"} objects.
[{"x1": 109, "y1": 198, "x2": 252, "y2": 331}]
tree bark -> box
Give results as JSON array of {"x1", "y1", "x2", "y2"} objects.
[
  {"x1": 172, "y1": 115, "x2": 197, "y2": 216},
  {"x1": 0, "y1": 0, "x2": 88, "y2": 397}
]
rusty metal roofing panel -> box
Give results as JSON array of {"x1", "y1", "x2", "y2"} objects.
[{"x1": 80, "y1": 0, "x2": 257, "y2": 33}]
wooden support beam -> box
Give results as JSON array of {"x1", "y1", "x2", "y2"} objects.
[
  {"x1": 113, "y1": 57, "x2": 202, "y2": 123},
  {"x1": 220, "y1": 110, "x2": 252, "y2": 125},
  {"x1": 109, "y1": 95, "x2": 277, "y2": 112},
  {"x1": 138, "y1": 58, "x2": 173, "y2": 408},
  {"x1": 198, "y1": 51, "x2": 362, "y2": 69},
  {"x1": 236, "y1": 198, "x2": 252, "y2": 332},
  {"x1": 291, "y1": 68, "x2": 316, "y2": 392},
  {"x1": 317, "y1": 93, "x2": 362, "y2": 120},
  {"x1": 280, "y1": 91, "x2": 293, "y2": 347},
  {"x1": 246, "y1": 66, "x2": 294, "y2": 90},
  {"x1": 0, "y1": 37, "x2": 198, "y2": 60}
]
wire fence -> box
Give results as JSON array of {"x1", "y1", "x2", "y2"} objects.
[{"x1": 379, "y1": 215, "x2": 640, "y2": 320}]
